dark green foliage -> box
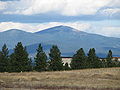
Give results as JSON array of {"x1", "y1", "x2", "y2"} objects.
[
  {"x1": 10, "y1": 42, "x2": 32, "y2": 72},
  {"x1": 28, "y1": 58, "x2": 33, "y2": 71},
  {"x1": 106, "y1": 50, "x2": 113, "y2": 67},
  {"x1": 0, "y1": 44, "x2": 9, "y2": 72},
  {"x1": 70, "y1": 48, "x2": 87, "y2": 69},
  {"x1": 49, "y1": 45, "x2": 63, "y2": 71},
  {"x1": 101, "y1": 59, "x2": 107, "y2": 68},
  {"x1": 87, "y1": 48, "x2": 102, "y2": 68},
  {"x1": 34, "y1": 44, "x2": 47, "y2": 71},
  {"x1": 118, "y1": 61, "x2": 120, "y2": 67},
  {"x1": 0, "y1": 42, "x2": 119, "y2": 72},
  {"x1": 64, "y1": 63, "x2": 70, "y2": 70}
]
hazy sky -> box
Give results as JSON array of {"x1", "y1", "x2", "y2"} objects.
[{"x1": 0, "y1": 0, "x2": 120, "y2": 37}]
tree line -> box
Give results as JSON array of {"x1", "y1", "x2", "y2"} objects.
[
  {"x1": 71, "y1": 48, "x2": 120, "y2": 69},
  {"x1": 0, "y1": 42, "x2": 120, "y2": 72}
]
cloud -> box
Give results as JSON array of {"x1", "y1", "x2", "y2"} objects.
[
  {"x1": 107, "y1": 0, "x2": 120, "y2": 7},
  {"x1": 0, "y1": 22, "x2": 91, "y2": 32},
  {"x1": 0, "y1": 21, "x2": 120, "y2": 38},
  {"x1": 0, "y1": 22, "x2": 36, "y2": 32},
  {"x1": 99, "y1": 27, "x2": 120, "y2": 37},
  {"x1": 1, "y1": 0, "x2": 119, "y2": 16},
  {"x1": 0, "y1": 0, "x2": 19, "y2": 1},
  {"x1": 87, "y1": 26, "x2": 120, "y2": 38},
  {"x1": 99, "y1": 8, "x2": 120, "y2": 16},
  {"x1": 61, "y1": 0, "x2": 110, "y2": 16},
  {"x1": 0, "y1": 1, "x2": 7, "y2": 10},
  {"x1": 21, "y1": 0, "x2": 65, "y2": 15}
]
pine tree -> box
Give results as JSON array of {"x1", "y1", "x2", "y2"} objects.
[
  {"x1": 118, "y1": 61, "x2": 120, "y2": 67},
  {"x1": 10, "y1": 42, "x2": 31, "y2": 72},
  {"x1": 106, "y1": 50, "x2": 113, "y2": 67},
  {"x1": 70, "y1": 48, "x2": 87, "y2": 69},
  {"x1": 0, "y1": 52, "x2": 3, "y2": 72},
  {"x1": 87, "y1": 48, "x2": 102, "y2": 68},
  {"x1": 101, "y1": 59, "x2": 107, "y2": 68},
  {"x1": 27, "y1": 57, "x2": 33, "y2": 71},
  {"x1": 34, "y1": 44, "x2": 47, "y2": 71},
  {"x1": 0, "y1": 44, "x2": 9, "y2": 72},
  {"x1": 49, "y1": 45, "x2": 63, "y2": 71}
]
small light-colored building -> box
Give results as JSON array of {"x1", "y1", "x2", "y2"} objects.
[
  {"x1": 61, "y1": 57, "x2": 72, "y2": 67},
  {"x1": 61, "y1": 57, "x2": 120, "y2": 67},
  {"x1": 112, "y1": 57, "x2": 120, "y2": 61}
]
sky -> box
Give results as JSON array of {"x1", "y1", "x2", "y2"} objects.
[{"x1": 0, "y1": 0, "x2": 120, "y2": 38}]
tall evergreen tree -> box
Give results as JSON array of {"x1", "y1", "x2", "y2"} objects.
[
  {"x1": 87, "y1": 48, "x2": 102, "y2": 68},
  {"x1": 49, "y1": 45, "x2": 63, "y2": 71},
  {"x1": 70, "y1": 48, "x2": 87, "y2": 69},
  {"x1": 10, "y1": 42, "x2": 31, "y2": 72},
  {"x1": 34, "y1": 44, "x2": 47, "y2": 71},
  {"x1": 106, "y1": 50, "x2": 113, "y2": 67},
  {"x1": 101, "y1": 59, "x2": 107, "y2": 68},
  {"x1": 0, "y1": 44, "x2": 9, "y2": 72},
  {"x1": 118, "y1": 61, "x2": 120, "y2": 67}
]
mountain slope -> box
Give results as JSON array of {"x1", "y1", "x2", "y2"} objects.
[
  {"x1": 34, "y1": 26, "x2": 120, "y2": 57},
  {"x1": 0, "y1": 29, "x2": 44, "y2": 49},
  {"x1": 35, "y1": 25, "x2": 79, "y2": 34},
  {"x1": 0, "y1": 26, "x2": 120, "y2": 57}
]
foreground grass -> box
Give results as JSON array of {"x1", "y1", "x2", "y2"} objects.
[{"x1": 0, "y1": 67, "x2": 120, "y2": 90}]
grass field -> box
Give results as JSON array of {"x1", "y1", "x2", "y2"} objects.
[{"x1": 0, "y1": 67, "x2": 120, "y2": 90}]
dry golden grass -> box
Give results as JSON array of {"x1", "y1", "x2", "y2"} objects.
[{"x1": 0, "y1": 67, "x2": 120, "y2": 90}]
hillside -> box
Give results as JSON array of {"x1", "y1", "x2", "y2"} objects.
[
  {"x1": 0, "y1": 68, "x2": 120, "y2": 90},
  {"x1": 0, "y1": 29, "x2": 44, "y2": 49},
  {"x1": 0, "y1": 26, "x2": 120, "y2": 57}
]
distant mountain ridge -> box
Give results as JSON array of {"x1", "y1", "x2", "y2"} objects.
[
  {"x1": 35, "y1": 25, "x2": 80, "y2": 34},
  {"x1": 0, "y1": 29, "x2": 44, "y2": 49},
  {"x1": 0, "y1": 26, "x2": 120, "y2": 57}
]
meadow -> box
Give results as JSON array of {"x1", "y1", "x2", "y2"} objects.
[{"x1": 0, "y1": 67, "x2": 120, "y2": 90}]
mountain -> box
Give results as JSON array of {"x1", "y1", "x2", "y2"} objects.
[
  {"x1": 26, "y1": 43, "x2": 52, "y2": 54},
  {"x1": 35, "y1": 25, "x2": 79, "y2": 34},
  {"x1": 34, "y1": 25, "x2": 120, "y2": 57},
  {"x1": 0, "y1": 29, "x2": 45, "y2": 49},
  {"x1": 0, "y1": 26, "x2": 120, "y2": 57}
]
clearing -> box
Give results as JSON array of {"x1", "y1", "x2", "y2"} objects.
[{"x1": 0, "y1": 67, "x2": 120, "y2": 90}]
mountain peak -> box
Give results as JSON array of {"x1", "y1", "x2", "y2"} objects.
[
  {"x1": 3, "y1": 29, "x2": 25, "y2": 33},
  {"x1": 52, "y1": 25, "x2": 73, "y2": 28},
  {"x1": 35, "y1": 25, "x2": 79, "y2": 34}
]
